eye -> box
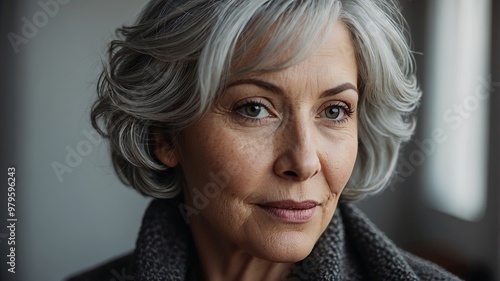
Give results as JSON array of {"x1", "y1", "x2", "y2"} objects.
[
  {"x1": 324, "y1": 106, "x2": 343, "y2": 119},
  {"x1": 318, "y1": 102, "x2": 354, "y2": 122},
  {"x1": 235, "y1": 102, "x2": 271, "y2": 119}
]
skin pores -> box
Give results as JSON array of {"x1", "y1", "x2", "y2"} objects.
[{"x1": 156, "y1": 22, "x2": 358, "y2": 279}]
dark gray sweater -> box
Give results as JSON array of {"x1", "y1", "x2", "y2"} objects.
[{"x1": 68, "y1": 199, "x2": 462, "y2": 280}]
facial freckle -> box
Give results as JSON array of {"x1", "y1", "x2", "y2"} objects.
[{"x1": 180, "y1": 22, "x2": 358, "y2": 263}]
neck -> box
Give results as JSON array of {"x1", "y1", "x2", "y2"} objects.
[{"x1": 189, "y1": 215, "x2": 292, "y2": 281}]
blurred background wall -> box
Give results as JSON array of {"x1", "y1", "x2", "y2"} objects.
[
  {"x1": 357, "y1": 0, "x2": 500, "y2": 280},
  {"x1": 0, "y1": 1, "x2": 152, "y2": 281},
  {"x1": 0, "y1": 0, "x2": 498, "y2": 280}
]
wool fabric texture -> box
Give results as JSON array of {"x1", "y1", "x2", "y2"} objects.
[{"x1": 68, "y1": 198, "x2": 462, "y2": 280}]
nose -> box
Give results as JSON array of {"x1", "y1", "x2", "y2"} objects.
[{"x1": 273, "y1": 117, "x2": 321, "y2": 181}]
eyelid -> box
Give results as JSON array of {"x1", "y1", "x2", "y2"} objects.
[
  {"x1": 315, "y1": 101, "x2": 355, "y2": 128},
  {"x1": 318, "y1": 101, "x2": 354, "y2": 116},
  {"x1": 232, "y1": 98, "x2": 277, "y2": 123},
  {"x1": 235, "y1": 96, "x2": 277, "y2": 110}
]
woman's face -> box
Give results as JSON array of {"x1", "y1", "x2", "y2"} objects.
[{"x1": 159, "y1": 22, "x2": 358, "y2": 262}]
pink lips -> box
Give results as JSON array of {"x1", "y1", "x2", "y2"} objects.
[{"x1": 258, "y1": 200, "x2": 318, "y2": 223}]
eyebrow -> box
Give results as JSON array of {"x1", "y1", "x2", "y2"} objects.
[{"x1": 226, "y1": 79, "x2": 358, "y2": 97}]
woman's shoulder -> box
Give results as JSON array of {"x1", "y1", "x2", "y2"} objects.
[
  {"x1": 65, "y1": 252, "x2": 135, "y2": 281},
  {"x1": 66, "y1": 203, "x2": 462, "y2": 281},
  {"x1": 338, "y1": 202, "x2": 462, "y2": 280},
  {"x1": 400, "y1": 250, "x2": 463, "y2": 281}
]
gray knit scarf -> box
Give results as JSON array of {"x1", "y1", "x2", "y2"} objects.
[{"x1": 134, "y1": 199, "x2": 461, "y2": 281}]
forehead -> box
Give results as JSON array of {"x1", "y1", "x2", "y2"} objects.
[
  {"x1": 227, "y1": 4, "x2": 342, "y2": 77},
  {"x1": 291, "y1": 22, "x2": 356, "y2": 71},
  {"x1": 232, "y1": 22, "x2": 357, "y2": 85}
]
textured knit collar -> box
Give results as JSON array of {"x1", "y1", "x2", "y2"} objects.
[{"x1": 134, "y1": 198, "x2": 422, "y2": 281}]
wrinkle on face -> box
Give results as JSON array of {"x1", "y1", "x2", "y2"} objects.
[{"x1": 156, "y1": 21, "x2": 359, "y2": 280}]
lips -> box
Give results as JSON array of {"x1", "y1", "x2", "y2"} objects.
[
  {"x1": 258, "y1": 200, "x2": 318, "y2": 223},
  {"x1": 260, "y1": 200, "x2": 318, "y2": 210}
]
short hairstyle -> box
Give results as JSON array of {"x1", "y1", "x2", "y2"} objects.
[{"x1": 91, "y1": 0, "x2": 420, "y2": 200}]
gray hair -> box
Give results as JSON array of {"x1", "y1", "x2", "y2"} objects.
[{"x1": 91, "y1": 0, "x2": 421, "y2": 200}]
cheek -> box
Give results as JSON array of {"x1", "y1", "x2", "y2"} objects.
[
  {"x1": 179, "y1": 121, "x2": 274, "y2": 200},
  {"x1": 178, "y1": 121, "x2": 277, "y2": 235},
  {"x1": 321, "y1": 131, "x2": 358, "y2": 195}
]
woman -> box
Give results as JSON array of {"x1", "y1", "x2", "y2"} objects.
[{"x1": 70, "y1": 0, "x2": 461, "y2": 280}]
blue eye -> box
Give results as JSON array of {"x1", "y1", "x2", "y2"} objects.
[
  {"x1": 244, "y1": 104, "x2": 263, "y2": 117},
  {"x1": 236, "y1": 102, "x2": 270, "y2": 119},
  {"x1": 325, "y1": 106, "x2": 342, "y2": 119},
  {"x1": 319, "y1": 102, "x2": 354, "y2": 122}
]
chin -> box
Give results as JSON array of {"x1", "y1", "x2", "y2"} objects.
[{"x1": 249, "y1": 230, "x2": 318, "y2": 263}]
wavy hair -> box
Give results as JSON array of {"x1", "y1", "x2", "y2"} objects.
[{"x1": 91, "y1": 0, "x2": 421, "y2": 200}]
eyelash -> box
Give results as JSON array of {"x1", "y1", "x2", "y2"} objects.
[
  {"x1": 232, "y1": 100, "x2": 355, "y2": 124},
  {"x1": 321, "y1": 102, "x2": 355, "y2": 124},
  {"x1": 233, "y1": 99, "x2": 271, "y2": 124}
]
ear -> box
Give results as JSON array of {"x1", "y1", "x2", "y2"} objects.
[{"x1": 154, "y1": 133, "x2": 179, "y2": 168}]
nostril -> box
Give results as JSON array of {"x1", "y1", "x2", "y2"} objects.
[{"x1": 284, "y1": 171, "x2": 299, "y2": 178}]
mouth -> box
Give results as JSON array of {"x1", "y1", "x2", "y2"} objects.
[{"x1": 257, "y1": 200, "x2": 319, "y2": 223}]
